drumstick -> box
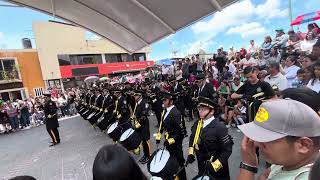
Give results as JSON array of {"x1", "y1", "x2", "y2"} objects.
[
  {"x1": 200, "y1": 156, "x2": 214, "y2": 180},
  {"x1": 159, "y1": 147, "x2": 166, "y2": 160},
  {"x1": 173, "y1": 163, "x2": 187, "y2": 177},
  {"x1": 154, "y1": 144, "x2": 159, "y2": 165}
]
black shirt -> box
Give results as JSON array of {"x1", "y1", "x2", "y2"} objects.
[{"x1": 236, "y1": 80, "x2": 275, "y2": 98}]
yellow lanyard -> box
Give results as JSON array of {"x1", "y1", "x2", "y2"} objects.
[
  {"x1": 192, "y1": 119, "x2": 203, "y2": 148},
  {"x1": 114, "y1": 100, "x2": 119, "y2": 115},
  {"x1": 157, "y1": 109, "x2": 166, "y2": 134}
]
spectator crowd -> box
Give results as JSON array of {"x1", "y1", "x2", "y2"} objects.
[{"x1": 0, "y1": 88, "x2": 79, "y2": 134}]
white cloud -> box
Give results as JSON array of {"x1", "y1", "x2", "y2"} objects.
[
  {"x1": 186, "y1": 0, "x2": 288, "y2": 55},
  {"x1": 0, "y1": 32, "x2": 3, "y2": 39},
  {"x1": 191, "y1": 0, "x2": 254, "y2": 35},
  {"x1": 255, "y1": 0, "x2": 288, "y2": 19},
  {"x1": 227, "y1": 22, "x2": 267, "y2": 38},
  {"x1": 187, "y1": 40, "x2": 215, "y2": 55}
]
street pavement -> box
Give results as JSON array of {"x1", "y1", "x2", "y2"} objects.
[{"x1": 0, "y1": 115, "x2": 266, "y2": 180}]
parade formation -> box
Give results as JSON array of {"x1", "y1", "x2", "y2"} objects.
[{"x1": 74, "y1": 71, "x2": 276, "y2": 180}]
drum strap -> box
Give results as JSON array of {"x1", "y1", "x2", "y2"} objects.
[
  {"x1": 131, "y1": 103, "x2": 138, "y2": 125},
  {"x1": 113, "y1": 100, "x2": 119, "y2": 115},
  {"x1": 192, "y1": 119, "x2": 203, "y2": 151},
  {"x1": 157, "y1": 109, "x2": 166, "y2": 134}
]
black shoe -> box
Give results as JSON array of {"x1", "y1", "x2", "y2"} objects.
[
  {"x1": 49, "y1": 142, "x2": 60, "y2": 147},
  {"x1": 140, "y1": 156, "x2": 150, "y2": 164},
  {"x1": 139, "y1": 156, "x2": 146, "y2": 163},
  {"x1": 49, "y1": 143, "x2": 57, "y2": 147}
]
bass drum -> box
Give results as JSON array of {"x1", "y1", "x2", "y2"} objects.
[
  {"x1": 192, "y1": 175, "x2": 214, "y2": 180},
  {"x1": 119, "y1": 128, "x2": 141, "y2": 151},
  {"x1": 147, "y1": 148, "x2": 179, "y2": 180}
]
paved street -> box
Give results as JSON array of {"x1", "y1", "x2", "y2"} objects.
[{"x1": 0, "y1": 115, "x2": 265, "y2": 180}]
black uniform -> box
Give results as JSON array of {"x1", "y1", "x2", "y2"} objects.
[
  {"x1": 197, "y1": 82, "x2": 216, "y2": 100},
  {"x1": 150, "y1": 85, "x2": 163, "y2": 126},
  {"x1": 189, "y1": 118, "x2": 233, "y2": 180},
  {"x1": 132, "y1": 98, "x2": 151, "y2": 160},
  {"x1": 159, "y1": 106, "x2": 187, "y2": 180},
  {"x1": 44, "y1": 99, "x2": 60, "y2": 145},
  {"x1": 172, "y1": 82, "x2": 187, "y2": 136},
  {"x1": 235, "y1": 80, "x2": 275, "y2": 122}
]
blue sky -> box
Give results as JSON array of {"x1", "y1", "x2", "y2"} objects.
[{"x1": 0, "y1": 0, "x2": 319, "y2": 60}]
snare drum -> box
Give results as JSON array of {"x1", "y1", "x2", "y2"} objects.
[
  {"x1": 86, "y1": 111, "x2": 96, "y2": 120},
  {"x1": 107, "y1": 122, "x2": 129, "y2": 141},
  {"x1": 88, "y1": 111, "x2": 103, "y2": 125},
  {"x1": 147, "y1": 148, "x2": 179, "y2": 180},
  {"x1": 192, "y1": 175, "x2": 214, "y2": 180},
  {"x1": 119, "y1": 128, "x2": 141, "y2": 151}
]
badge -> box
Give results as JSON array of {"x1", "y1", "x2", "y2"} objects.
[
  {"x1": 145, "y1": 103, "x2": 149, "y2": 109},
  {"x1": 123, "y1": 100, "x2": 127, "y2": 105},
  {"x1": 255, "y1": 107, "x2": 269, "y2": 123}
]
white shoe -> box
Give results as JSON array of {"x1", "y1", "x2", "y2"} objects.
[{"x1": 226, "y1": 125, "x2": 231, "y2": 128}]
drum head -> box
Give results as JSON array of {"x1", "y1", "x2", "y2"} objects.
[
  {"x1": 97, "y1": 116, "x2": 104, "y2": 123},
  {"x1": 149, "y1": 149, "x2": 170, "y2": 173},
  {"x1": 107, "y1": 122, "x2": 118, "y2": 134},
  {"x1": 149, "y1": 177, "x2": 163, "y2": 180},
  {"x1": 88, "y1": 113, "x2": 95, "y2": 119},
  {"x1": 193, "y1": 175, "x2": 213, "y2": 180},
  {"x1": 120, "y1": 128, "x2": 135, "y2": 142}
]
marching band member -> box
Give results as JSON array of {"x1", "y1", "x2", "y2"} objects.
[
  {"x1": 155, "y1": 91, "x2": 187, "y2": 180},
  {"x1": 187, "y1": 96, "x2": 233, "y2": 180},
  {"x1": 131, "y1": 89, "x2": 151, "y2": 164}
]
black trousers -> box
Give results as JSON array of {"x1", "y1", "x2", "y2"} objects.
[
  {"x1": 154, "y1": 110, "x2": 162, "y2": 126},
  {"x1": 167, "y1": 141, "x2": 187, "y2": 180},
  {"x1": 142, "y1": 140, "x2": 151, "y2": 158},
  {"x1": 47, "y1": 128, "x2": 60, "y2": 144}
]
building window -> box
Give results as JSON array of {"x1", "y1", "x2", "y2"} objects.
[
  {"x1": 58, "y1": 54, "x2": 103, "y2": 66},
  {"x1": 133, "y1": 53, "x2": 146, "y2": 62},
  {"x1": 105, "y1": 54, "x2": 122, "y2": 63},
  {"x1": 104, "y1": 53, "x2": 146, "y2": 63},
  {"x1": 0, "y1": 59, "x2": 20, "y2": 80}
]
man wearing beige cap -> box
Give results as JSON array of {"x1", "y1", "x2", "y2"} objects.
[{"x1": 237, "y1": 99, "x2": 320, "y2": 180}]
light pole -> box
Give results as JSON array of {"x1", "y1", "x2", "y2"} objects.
[{"x1": 289, "y1": 0, "x2": 293, "y2": 30}]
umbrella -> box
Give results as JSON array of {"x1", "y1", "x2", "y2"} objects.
[
  {"x1": 84, "y1": 76, "x2": 99, "y2": 82},
  {"x1": 99, "y1": 77, "x2": 109, "y2": 81},
  {"x1": 291, "y1": 10, "x2": 320, "y2": 26},
  {"x1": 155, "y1": 58, "x2": 175, "y2": 66}
]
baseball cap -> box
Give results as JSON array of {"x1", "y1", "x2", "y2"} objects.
[{"x1": 238, "y1": 99, "x2": 320, "y2": 143}]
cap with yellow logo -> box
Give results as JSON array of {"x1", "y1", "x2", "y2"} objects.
[{"x1": 238, "y1": 99, "x2": 320, "y2": 143}]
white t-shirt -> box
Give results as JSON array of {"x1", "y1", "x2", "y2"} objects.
[
  {"x1": 265, "y1": 72, "x2": 288, "y2": 91},
  {"x1": 240, "y1": 58, "x2": 257, "y2": 69},
  {"x1": 228, "y1": 63, "x2": 237, "y2": 75},
  {"x1": 285, "y1": 65, "x2": 300, "y2": 88},
  {"x1": 267, "y1": 164, "x2": 312, "y2": 180},
  {"x1": 307, "y1": 79, "x2": 320, "y2": 93}
]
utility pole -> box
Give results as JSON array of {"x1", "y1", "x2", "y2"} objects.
[{"x1": 289, "y1": 0, "x2": 293, "y2": 30}]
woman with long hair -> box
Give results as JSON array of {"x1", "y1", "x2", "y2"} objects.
[{"x1": 307, "y1": 62, "x2": 320, "y2": 93}]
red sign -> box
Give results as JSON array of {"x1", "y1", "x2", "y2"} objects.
[{"x1": 60, "y1": 61, "x2": 154, "y2": 78}]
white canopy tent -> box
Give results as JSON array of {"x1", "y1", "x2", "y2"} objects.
[{"x1": 8, "y1": 0, "x2": 238, "y2": 53}]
